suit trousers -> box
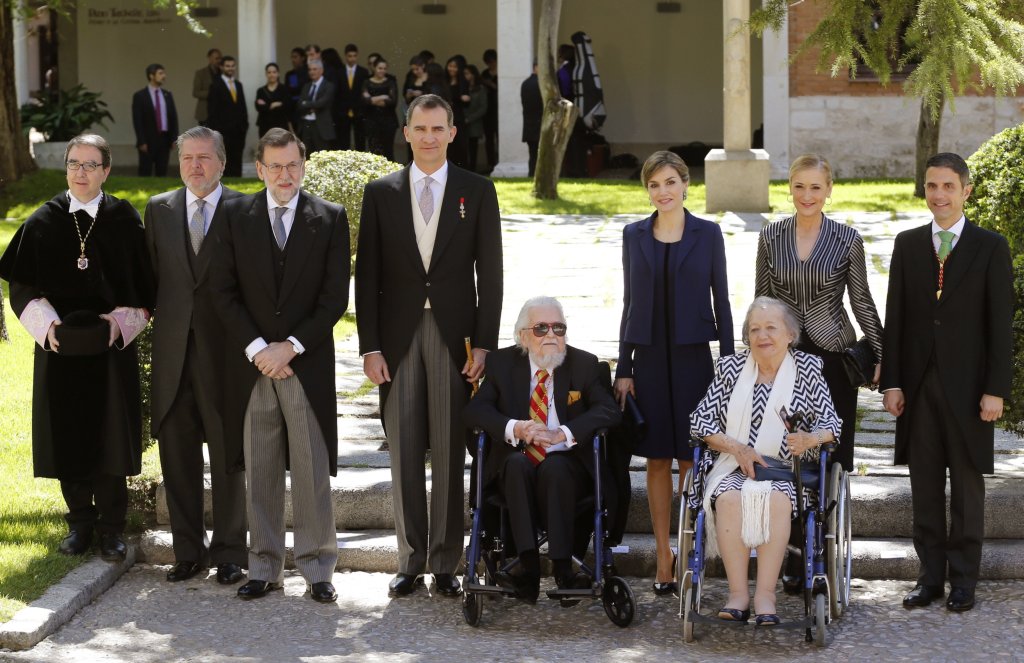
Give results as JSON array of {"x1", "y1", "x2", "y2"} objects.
[
  {"x1": 138, "y1": 131, "x2": 172, "y2": 177},
  {"x1": 61, "y1": 475, "x2": 128, "y2": 535},
  {"x1": 244, "y1": 374, "x2": 338, "y2": 584},
  {"x1": 336, "y1": 113, "x2": 365, "y2": 151},
  {"x1": 501, "y1": 450, "x2": 590, "y2": 561},
  {"x1": 158, "y1": 335, "x2": 247, "y2": 566},
  {"x1": 223, "y1": 130, "x2": 246, "y2": 178},
  {"x1": 907, "y1": 360, "x2": 986, "y2": 589},
  {"x1": 383, "y1": 309, "x2": 466, "y2": 575},
  {"x1": 300, "y1": 120, "x2": 329, "y2": 155}
]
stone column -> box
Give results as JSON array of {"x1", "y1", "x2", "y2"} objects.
[
  {"x1": 491, "y1": 0, "x2": 532, "y2": 178},
  {"x1": 13, "y1": 2, "x2": 29, "y2": 106},
  {"x1": 762, "y1": 6, "x2": 790, "y2": 179},
  {"x1": 237, "y1": 0, "x2": 276, "y2": 176},
  {"x1": 705, "y1": 0, "x2": 770, "y2": 212}
]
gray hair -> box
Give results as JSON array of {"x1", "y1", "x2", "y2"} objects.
[
  {"x1": 513, "y1": 296, "x2": 565, "y2": 352},
  {"x1": 741, "y1": 296, "x2": 801, "y2": 348},
  {"x1": 176, "y1": 126, "x2": 227, "y2": 164}
]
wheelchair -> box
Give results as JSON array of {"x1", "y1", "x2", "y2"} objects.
[
  {"x1": 675, "y1": 436, "x2": 852, "y2": 646},
  {"x1": 461, "y1": 429, "x2": 637, "y2": 628}
]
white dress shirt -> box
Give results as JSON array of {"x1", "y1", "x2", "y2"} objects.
[
  {"x1": 410, "y1": 160, "x2": 448, "y2": 207},
  {"x1": 503, "y1": 358, "x2": 576, "y2": 450},
  {"x1": 243, "y1": 191, "x2": 306, "y2": 361},
  {"x1": 185, "y1": 183, "x2": 223, "y2": 235}
]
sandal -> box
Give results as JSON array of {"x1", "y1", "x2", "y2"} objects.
[
  {"x1": 755, "y1": 613, "x2": 781, "y2": 626},
  {"x1": 717, "y1": 607, "x2": 751, "y2": 622}
]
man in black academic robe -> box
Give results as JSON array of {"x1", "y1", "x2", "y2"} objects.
[{"x1": 0, "y1": 134, "x2": 154, "y2": 561}]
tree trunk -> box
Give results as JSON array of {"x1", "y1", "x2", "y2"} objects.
[
  {"x1": 914, "y1": 92, "x2": 944, "y2": 198},
  {"x1": 532, "y1": 0, "x2": 577, "y2": 200},
  {"x1": 0, "y1": 2, "x2": 37, "y2": 191}
]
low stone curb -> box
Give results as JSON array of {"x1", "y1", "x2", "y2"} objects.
[{"x1": 0, "y1": 547, "x2": 136, "y2": 651}]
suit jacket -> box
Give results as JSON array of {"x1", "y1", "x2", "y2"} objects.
[
  {"x1": 880, "y1": 219, "x2": 1013, "y2": 473},
  {"x1": 209, "y1": 189, "x2": 350, "y2": 473},
  {"x1": 132, "y1": 86, "x2": 179, "y2": 149},
  {"x1": 336, "y1": 64, "x2": 370, "y2": 118},
  {"x1": 296, "y1": 78, "x2": 337, "y2": 141},
  {"x1": 355, "y1": 163, "x2": 503, "y2": 411},
  {"x1": 463, "y1": 345, "x2": 621, "y2": 491},
  {"x1": 520, "y1": 73, "x2": 542, "y2": 143},
  {"x1": 192, "y1": 65, "x2": 218, "y2": 123},
  {"x1": 144, "y1": 185, "x2": 241, "y2": 445},
  {"x1": 207, "y1": 76, "x2": 249, "y2": 136},
  {"x1": 616, "y1": 210, "x2": 735, "y2": 378}
]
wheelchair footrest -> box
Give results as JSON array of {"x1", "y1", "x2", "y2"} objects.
[
  {"x1": 688, "y1": 611, "x2": 815, "y2": 630},
  {"x1": 464, "y1": 583, "x2": 514, "y2": 596},
  {"x1": 545, "y1": 587, "x2": 599, "y2": 600}
]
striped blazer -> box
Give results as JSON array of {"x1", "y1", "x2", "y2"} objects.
[{"x1": 755, "y1": 215, "x2": 883, "y2": 359}]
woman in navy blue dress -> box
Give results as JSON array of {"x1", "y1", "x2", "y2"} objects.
[{"x1": 615, "y1": 151, "x2": 735, "y2": 595}]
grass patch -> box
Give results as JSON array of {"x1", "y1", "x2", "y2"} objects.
[
  {"x1": 1, "y1": 171, "x2": 922, "y2": 222},
  {"x1": 333, "y1": 311, "x2": 357, "y2": 344},
  {"x1": 338, "y1": 378, "x2": 376, "y2": 401}
]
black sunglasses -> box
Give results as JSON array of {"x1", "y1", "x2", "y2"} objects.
[{"x1": 522, "y1": 322, "x2": 567, "y2": 337}]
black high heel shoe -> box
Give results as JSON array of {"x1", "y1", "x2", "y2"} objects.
[{"x1": 652, "y1": 554, "x2": 678, "y2": 596}]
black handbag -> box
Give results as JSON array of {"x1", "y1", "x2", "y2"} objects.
[
  {"x1": 842, "y1": 337, "x2": 876, "y2": 389},
  {"x1": 753, "y1": 456, "x2": 820, "y2": 485}
]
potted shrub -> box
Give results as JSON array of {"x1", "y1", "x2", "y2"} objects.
[{"x1": 20, "y1": 84, "x2": 114, "y2": 169}]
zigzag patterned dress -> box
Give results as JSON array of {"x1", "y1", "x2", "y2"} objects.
[{"x1": 688, "y1": 350, "x2": 843, "y2": 518}]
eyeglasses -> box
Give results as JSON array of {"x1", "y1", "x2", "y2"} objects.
[
  {"x1": 261, "y1": 161, "x2": 303, "y2": 175},
  {"x1": 522, "y1": 322, "x2": 567, "y2": 337},
  {"x1": 66, "y1": 160, "x2": 103, "y2": 172}
]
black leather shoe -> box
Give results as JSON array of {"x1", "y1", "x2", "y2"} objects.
[
  {"x1": 903, "y1": 584, "x2": 945, "y2": 608},
  {"x1": 946, "y1": 586, "x2": 976, "y2": 612},
  {"x1": 99, "y1": 533, "x2": 127, "y2": 562},
  {"x1": 652, "y1": 581, "x2": 677, "y2": 596},
  {"x1": 58, "y1": 530, "x2": 92, "y2": 556},
  {"x1": 782, "y1": 575, "x2": 803, "y2": 595},
  {"x1": 556, "y1": 571, "x2": 592, "y2": 591},
  {"x1": 432, "y1": 573, "x2": 462, "y2": 597},
  {"x1": 237, "y1": 579, "x2": 281, "y2": 599},
  {"x1": 388, "y1": 573, "x2": 424, "y2": 597},
  {"x1": 216, "y1": 563, "x2": 245, "y2": 585},
  {"x1": 166, "y1": 561, "x2": 204, "y2": 582},
  {"x1": 495, "y1": 571, "x2": 540, "y2": 604},
  {"x1": 309, "y1": 582, "x2": 338, "y2": 603}
]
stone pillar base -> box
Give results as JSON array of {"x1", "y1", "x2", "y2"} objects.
[
  {"x1": 704, "y1": 149, "x2": 770, "y2": 213},
  {"x1": 491, "y1": 160, "x2": 529, "y2": 178}
]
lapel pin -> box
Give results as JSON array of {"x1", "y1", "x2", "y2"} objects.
[{"x1": 459, "y1": 197, "x2": 465, "y2": 219}]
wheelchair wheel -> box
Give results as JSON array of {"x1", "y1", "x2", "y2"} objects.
[
  {"x1": 602, "y1": 576, "x2": 635, "y2": 627},
  {"x1": 813, "y1": 592, "x2": 827, "y2": 647},
  {"x1": 676, "y1": 468, "x2": 694, "y2": 617},
  {"x1": 681, "y1": 570, "x2": 697, "y2": 642},
  {"x1": 462, "y1": 582, "x2": 483, "y2": 627},
  {"x1": 826, "y1": 463, "x2": 852, "y2": 619}
]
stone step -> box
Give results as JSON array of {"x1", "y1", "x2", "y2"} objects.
[
  {"x1": 136, "y1": 528, "x2": 1024, "y2": 580},
  {"x1": 156, "y1": 468, "x2": 1024, "y2": 538}
]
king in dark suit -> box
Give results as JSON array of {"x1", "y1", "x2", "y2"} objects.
[
  {"x1": 882, "y1": 152, "x2": 1013, "y2": 613},
  {"x1": 131, "y1": 63, "x2": 179, "y2": 177},
  {"x1": 144, "y1": 126, "x2": 247, "y2": 586},
  {"x1": 356, "y1": 94, "x2": 503, "y2": 598},
  {"x1": 206, "y1": 55, "x2": 248, "y2": 177},
  {"x1": 463, "y1": 297, "x2": 620, "y2": 602},
  {"x1": 209, "y1": 129, "x2": 350, "y2": 603}
]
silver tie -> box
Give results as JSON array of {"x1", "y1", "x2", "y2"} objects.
[
  {"x1": 189, "y1": 199, "x2": 205, "y2": 255},
  {"x1": 272, "y1": 206, "x2": 288, "y2": 249},
  {"x1": 419, "y1": 176, "x2": 434, "y2": 223}
]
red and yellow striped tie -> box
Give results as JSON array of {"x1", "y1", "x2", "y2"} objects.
[{"x1": 524, "y1": 369, "x2": 549, "y2": 466}]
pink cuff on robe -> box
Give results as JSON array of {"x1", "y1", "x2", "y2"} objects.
[
  {"x1": 19, "y1": 298, "x2": 60, "y2": 350},
  {"x1": 109, "y1": 306, "x2": 150, "y2": 348}
]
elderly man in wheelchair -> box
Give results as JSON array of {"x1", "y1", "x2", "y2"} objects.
[{"x1": 463, "y1": 296, "x2": 621, "y2": 605}]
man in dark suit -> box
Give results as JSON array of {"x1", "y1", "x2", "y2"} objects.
[
  {"x1": 356, "y1": 94, "x2": 503, "y2": 598},
  {"x1": 144, "y1": 126, "x2": 247, "y2": 585},
  {"x1": 192, "y1": 48, "x2": 221, "y2": 126},
  {"x1": 209, "y1": 129, "x2": 350, "y2": 603},
  {"x1": 132, "y1": 64, "x2": 179, "y2": 177},
  {"x1": 336, "y1": 43, "x2": 369, "y2": 150},
  {"x1": 882, "y1": 152, "x2": 1013, "y2": 613},
  {"x1": 520, "y1": 64, "x2": 542, "y2": 177},
  {"x1": 295, "y1": 59, "x2": 336, "y2": 155},
  {"x1": 206, "y1": 55, "x2": 248, "y2": 177},
  {"x1": 463, "y1": 297, "x2": 620, "y2": 602}
]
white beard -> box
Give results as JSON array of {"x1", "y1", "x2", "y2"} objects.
[{"x1": 530, "y1": 349, "x2": 566, "y2": 372}]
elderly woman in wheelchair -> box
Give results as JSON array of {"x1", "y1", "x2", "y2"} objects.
[{"x1": 688, "y1": 297, "x2": 841, "y2": 626}]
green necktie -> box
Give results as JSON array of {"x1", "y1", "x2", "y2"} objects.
[{"x1": 937, "y1": 230, "x2": 955, "y2": 262}]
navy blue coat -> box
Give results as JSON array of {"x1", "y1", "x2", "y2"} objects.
[{"x1": 616, "y1": 210, "x2": 734, "y2": 378}]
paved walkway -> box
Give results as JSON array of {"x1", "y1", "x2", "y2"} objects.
[{"x1": 5, "y1": 210, "x2": 1024, "y2": 661}]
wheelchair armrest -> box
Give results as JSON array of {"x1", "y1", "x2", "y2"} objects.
[{"x1": 689, "y1": 434, "x2": 707, "y2": 449}]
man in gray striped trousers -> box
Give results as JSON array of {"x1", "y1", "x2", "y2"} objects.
[{"x1": 210, "y1": 128, "x2": 350, "y2": 603}]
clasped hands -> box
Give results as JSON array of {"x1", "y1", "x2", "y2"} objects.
[
  {"x1": 513, "y1": 420, "x2": 565, "y2": 448},
  {"x1": 45, "y1": 316, "x2": 121, "y2": 352},
  {"x1": 253, "y1": 342, "x2": 296, "y2": 380}
]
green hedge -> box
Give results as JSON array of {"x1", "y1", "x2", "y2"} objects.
[
  {"x1": 967, "y1": 124, "x2": 1024, "y2": 435},
  {"x1": 302, "y1": 150, "x2": 403, "y2": 261}
]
